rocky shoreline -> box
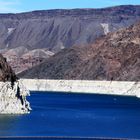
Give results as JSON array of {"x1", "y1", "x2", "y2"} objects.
[
  {"x1": 20, "y1": 79, "x2": 140, "y2": 98},
  {"x1": 0, "y1": 81, "x2": 31, "y2": 114},
  {"x1": 0, "y1": 54, "x2": 31, "y2": 114}
]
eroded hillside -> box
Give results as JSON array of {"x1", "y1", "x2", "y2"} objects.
[
  {"x1": 1, "y1": 5, "x2": 140, "y2": 73},
  {"x1": 18, "y1": 22, "x2": 140, "y2": 81}
]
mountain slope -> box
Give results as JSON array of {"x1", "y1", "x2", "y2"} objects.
[
  {"x1": 1, "y1": 5, "x2": 140, "y2": 51},
  {"x1": 1, "y1": 5, "x2": 140, "y2": 73},
  {"x1": 18, "y1": 22, "x2": 140, "y2": 81}
]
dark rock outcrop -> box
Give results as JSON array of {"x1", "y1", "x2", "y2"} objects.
[
  {"x1": 18, "y1": 22, "x2": 140, "y2": 81},
  {"x1": 0, "y1": 54, "x2": 16, "y2": 82}
]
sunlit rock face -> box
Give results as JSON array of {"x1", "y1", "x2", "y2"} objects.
[
  {"x1": 0, "y1": 81, "x2": 31, "y2": 114},
  {"x1": 0, "y1": 54, "x2": 31, "y2": 114}
]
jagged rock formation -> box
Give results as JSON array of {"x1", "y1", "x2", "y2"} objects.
[
  {"x1": 0, "y1": 54, "x2": 31, "y2": 114},
  {"x1": 18, "y1": 22, "x2": 140, "y2": 81},
  {"x1": 0, "y1": 81, "x2": 31, "y2": 114},
  {"x1": 1, "y1": 5, "x2": 140, "y2": 73},
  {"x1": 0, "y1": 54, "x2": 16, "y2": 82}
]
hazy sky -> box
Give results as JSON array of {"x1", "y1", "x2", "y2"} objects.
[{"x1": 0, "y1": 0, "x2": 140, "y2": 13}]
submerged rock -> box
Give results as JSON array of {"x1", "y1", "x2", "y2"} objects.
[{"x1": 0, "y1": 54, "x2": 31, "y2": 114}]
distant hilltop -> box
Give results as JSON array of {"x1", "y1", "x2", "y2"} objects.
[{"x1": 0, "y1": 5, "x2": 140, "y2": 18}]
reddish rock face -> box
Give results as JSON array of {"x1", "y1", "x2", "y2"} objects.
[
  {"x1": 18, "y1": 22, "x2": 140, "y2": 81},
  {"x1": 65, "y1": 23, "x2": 140, "y2": 81},
  {"x1": 0, "y1": 54, "x2": 17, "y2": 82}
]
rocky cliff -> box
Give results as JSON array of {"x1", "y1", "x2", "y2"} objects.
[
  {"x1": 0, "y1": 54, "x2": 16, "y2": 82},
  {"x1": 0, "y1": 54, "x2": 31, "y2": 114},
  {"x1": 1, "y1": 5, "x2": 140, "y2": 73},
  {"x1": 18, "y1": 21, "x2": 140, "y2": 81}
]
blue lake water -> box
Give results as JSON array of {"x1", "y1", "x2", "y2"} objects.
[{"x1": 0, "y1": 91, "x2": 140, "y2": 139}]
